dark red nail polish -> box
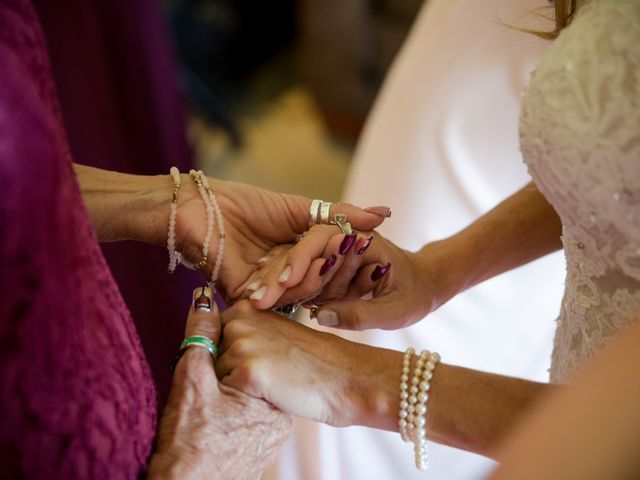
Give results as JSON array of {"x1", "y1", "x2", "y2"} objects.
[
  {"x1": 371, "y1": 263, "x2": 391, "y2": 281},
  {"x1": 356, "y1": 236, "x2": 373, "y2": 255},
  {"x1": 339, "y1": 233, "x2": 357, "y2": 255},
  {"x1": 319, "y1": 255, "x2": 337, "y2": 276}
]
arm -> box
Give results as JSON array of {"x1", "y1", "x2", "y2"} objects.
[
  {"x1": 490, "y1": 321, "x2": 640, "y2": 480},
  {"x1": 217, "y1": 302, "x2": 556, "y2": 458},
  {"x1": 72, "y1": 163, "x2": 388, "y2": 307}
]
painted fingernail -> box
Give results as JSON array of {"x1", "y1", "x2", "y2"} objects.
[
  {"x1": 246, "y1": 280, "x2": 261, "y2": 291},
  {"x1": 319, "y1": 255, "x2": 337, "y2": 276},
  {"x1": 371, "y1": 263, "x2": 391, "y2": 281},
  {"x1": 356, "y1": 236, "x2": 373, "y2": 255},
  {"x1": 364, "y1": 206, "x2": 392, "y2": 218},
  {"x1": 317, "y1": 310, "x2": 339, "y2": 327},
  {"x1": 278, "y1": 265, "x2": 292, "y2": 283},
  {"x1": 257, "y1": 255, "x2": 270, "y2": 264},
  {"x1": 309, "y1": 307, "x2": 318, "y2": 319},
  {"x1": 192, "y1": 286, "x2": 213, "y2": 312},
  {"x1": 250, "y1": 285, "x2": 268, "y2": 301},
  {"x1": 339, "y1": 233, "x2": 357, "y2": 255}
]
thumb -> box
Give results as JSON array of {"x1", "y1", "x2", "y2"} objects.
[
  {"x1": 312, "y1": 297, "x2": 387, "y2": 331},
  {"x1": 186, "y1": 286, "x2": 222, "y2": 345}
]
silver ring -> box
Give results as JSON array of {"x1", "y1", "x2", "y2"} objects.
[
  {"x1": 331, "y1": 213, "x2": 353, "y2": 235},
  {"x1": 309, "y1": 199, "x2": 323, "y2": 226},
  {"x1": 320, "y1": 202, "x2": 332, "y2": 224}
]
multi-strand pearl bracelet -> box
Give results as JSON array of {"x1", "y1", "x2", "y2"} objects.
[
  {"x1": 167, "y1": 167, "x2": 225, "y2": 291},
  {"x1": 399, "y1": 347, "x2": 440, "y2": 471}
]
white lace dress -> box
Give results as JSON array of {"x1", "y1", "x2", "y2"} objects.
[{"x1": 520, "y1": 0, "x2": 640, "y2": 383}]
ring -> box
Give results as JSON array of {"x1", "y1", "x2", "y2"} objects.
[
  {"x1": 320, "y1": 202, "x2": 332, "y2": 224},
  {"x1": 331, "y1": 213, "x2": 353, "y2": 235},
  {"x1": 309, "y1": 199, "x2": 323, "y2": 226},
  {"x1": 170, "y1": 335, "x2": 219, "y2": 372},
  {"x1": 272, "y1": 303, "x2": 301, "y2": 318}
]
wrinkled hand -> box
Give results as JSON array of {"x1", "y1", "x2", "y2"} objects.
[
  {"x1": 175, "y1": 177, "x2": 389, "y2": 307},
  {"x1": 148, "y1": 289, "x2": 291, "y2": 480},
  {"x1": 216, "y1": 301, "x2": 398, "y2": 428}
]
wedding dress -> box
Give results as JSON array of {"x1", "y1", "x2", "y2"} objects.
[{"x1": 521, "y1": 0, "x2": 640, "y2": 383}]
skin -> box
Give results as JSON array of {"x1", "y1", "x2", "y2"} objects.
[
  {"x1": 490, "y1": 321, "x2": 640, "y2": 479},
  {"x1": 308, "y1": 181, "x2": 564, "y2": 330},
  {"x1": 217, "y1": 301, "x2": 553, "y2": 458},
  {"x1": 73, "y1": 163, "x2": 388, "y2": 308},
  {"x1": 147, "y1": 291, "x2": 292, "y2": 480}
]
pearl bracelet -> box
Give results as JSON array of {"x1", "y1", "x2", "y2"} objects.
[{"x1": 399, "y1": 347, "x2": 440, "y2": 471}]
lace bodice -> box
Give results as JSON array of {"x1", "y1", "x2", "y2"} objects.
[{"x1": 520, "y1": 0, "x2": 640, "y2": 383}]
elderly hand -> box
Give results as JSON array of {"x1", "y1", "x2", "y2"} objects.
[
  {"x1": 172, "y1": 177, "x2": 389, "y2": 307},
  {"x1": 215, "y1": 301, "x2": 400, "y2": 428},
  {"x1": 147, "y1": 289, "x2": 291, "y2": 480}
]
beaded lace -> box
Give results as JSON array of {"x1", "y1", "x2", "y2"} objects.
[{"x1": 520, "y1": 0, "x2": 640, "y2": 382}]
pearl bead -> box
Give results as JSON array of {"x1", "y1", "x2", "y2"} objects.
[
  {"x1": 401, "y1": 373, "x2": 408, "y2": 382},
  {"x1": 407, "y1": 405, "x2": 414, "y2": 414},
  {"x1": 423, "y1": 370, "x2": 433, "y2": 381},
  {"x1": 415, "y1": 416, "x2": 426, "y2": 427},
  {"x1": 416, "y1": 404, "x2": 427, "y2": 415},
  {"x1": 426, "y1": 361, "x2": 435, "y2": 370},
  {"x1": 400, "y1": 381, "x2": 408, "y2": 391},
  {"x1": 408, "y1": 395, "x2": 417, "y2": 404},
  {"x1": 401, "y1": 391, "x2": 409, "y2": 400},
  {"x1": 398, "y1": 419, "x2": 407, "y2": 429},
  {"x1": 419, "y1": 381, "x2": 429, "y2": 391},
  {"x1": 411, "y1": 376, "x2": 420, "y2": 385},
  {"x1": 399, "y1": 409, "x2": 408, "y2": 419},
  {"x1": 400, "y1": 400, "x2": 408, "y2": 409},
  {"x1": 410, "y1": 385, "x2": 418, "y2": 394}
]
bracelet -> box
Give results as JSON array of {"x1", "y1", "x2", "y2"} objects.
[
  {"x1": 166, "y1": 168, "x2": 226, "y2": 292},
  {"x1": 399, "y1": 347, "x2": 440, "y2": 471},
  {"x1": 167, "y1": 167, "x2": 181, "y2": 273}
]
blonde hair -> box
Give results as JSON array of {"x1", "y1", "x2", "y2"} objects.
[{"x1": 515, "y1": 0, "x2": 577, "y2": 39}]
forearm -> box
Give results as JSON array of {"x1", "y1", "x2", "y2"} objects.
[
  {"x1": 348, "y1": 345, "x2": 554, "y2": 458},
  {"x1": 73, "y1": 163, "x2": 170, "y2": 244},
  {"x1": 421, "y1": 182, "x2": 562, "y2": 308}
]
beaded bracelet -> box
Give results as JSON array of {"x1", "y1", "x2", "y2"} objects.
[
  {"x1": 399, "y1": 347, "x2": 440, "y2": 471},
  {"x1": 167, "y1": 167, "x2": 181, "y2": 273},
  {"x1": 167, "y1": 168, "x2": 226, "y2": 293}
]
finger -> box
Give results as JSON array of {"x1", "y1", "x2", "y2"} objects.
[
  {"x1": 186, "y1": 286, "x2": 221, "y2": 344},
  {"x1": 278, "y1": 226, "x2": 344, "y2": 289},
  {"x1": 313, "y1": 233, "x2": 373, "y2": 303},
  {"x1": 329, "y1": 201, "x2": 391, "y2": 231},
  {"x1": 251, "y1": 231, "x2": 346, "y2": 309},
  {"x1": 311, "y1": 295, "x2": 398, "y2": 331}
]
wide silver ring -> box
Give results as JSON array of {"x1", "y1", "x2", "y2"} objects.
[
  {"x1": 320, "y1": 202, "x2": 332, "y2": 224},
  {"x1": 309, "y1": 199, "x2": 323, "y2": 226}
]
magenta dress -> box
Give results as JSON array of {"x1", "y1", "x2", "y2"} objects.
[{"x1": 0, "y1": 0, "x2": 156, "y2": 477}]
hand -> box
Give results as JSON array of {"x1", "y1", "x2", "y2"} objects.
[
  {"x1": 173, "y1": 177, "x2": 389, "y2": 306},
  {"x1": 216, "y1": 301, "x2": 400, "y2": 429},
  {"x1": 308, "y1": 232, "x2": 447, "y2": 330},
  {"x1": 148, "y1": 289, "x2": 291, "y2": 480},
  {"x1": 239, "y1": 226, "x2": 376, "y2": 309}
]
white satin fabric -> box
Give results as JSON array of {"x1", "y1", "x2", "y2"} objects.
[{"x1": 267, "y1": 0, "x2": 566, "y2": 478}]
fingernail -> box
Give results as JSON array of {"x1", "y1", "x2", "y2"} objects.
[
  {"x1": 319, "y1": 255, "x2": 337, "y2": 276},
  {"x1": 339, "y1": 233, "x2": 357, "y2": 255},
  {"x1": 192, "y1": 286, "x2": 213, "y2": 312},
  {"x1": 278, "y1": 265, "x2": 292, "y2": 283},
  {"x1": 246, "y1": 280, "x2": 261, "y2": 291},
  {"x1": 309, "y1": 307, "x2": 318, "y2": 319},
  {"x1": 371, "y1": 263, "x2": 391, "y2": 281},
  {"x1": 250, "y1": 285, "x2": 268, "y2": 301},
  {"x1": 356, "y1": 236, "x2": 373, "y2": 255},
  {"x1": 317, "y1": 310, "x2": 339, "y2": 327},
  {"x1": 364, "y1": 206, "x2": 392, "y2": 218},
  {"x1": 257, "y1": 255, "x2": 270, "y2": 264}
]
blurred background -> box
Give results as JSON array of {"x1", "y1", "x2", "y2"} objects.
[{"x1": 163, "y1": 0, "x2": 423, "y2": 199}]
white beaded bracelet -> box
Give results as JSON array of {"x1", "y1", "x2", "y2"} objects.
[
  {"x1": 167, "y1": 167, "x2": 181, "y2": 273},
  {"x1": 399, "y1": 347, "x2": 440, "y2": 471}
]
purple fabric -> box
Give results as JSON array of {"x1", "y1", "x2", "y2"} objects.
[
  {"x1": 0, "y1": 0, "x2": 156, "y2": 477},
  {"x1": 32, "y1": 0, "x2": 201, "y2": 403}
]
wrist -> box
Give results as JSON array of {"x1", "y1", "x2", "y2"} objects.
[
  {"x1": 340, "y1": 343, "x2": 403, "y2": 432},
  {"x1": 415, "y1": 239, "x2": 466, "y2": 312}
]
